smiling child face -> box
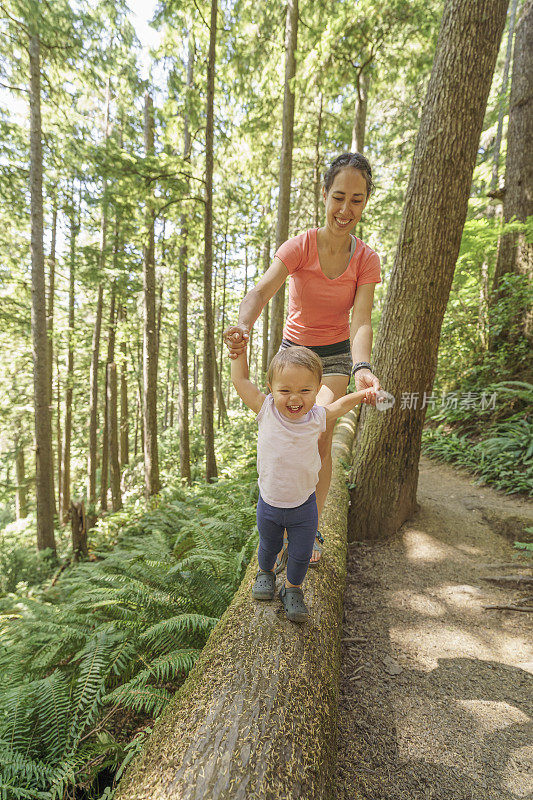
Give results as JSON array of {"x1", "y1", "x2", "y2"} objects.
[{"x1": 269, "y1": 364, "x2": 321, "y2": 421}]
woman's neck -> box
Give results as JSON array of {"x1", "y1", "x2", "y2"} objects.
[{"x1": 317, "y1": 226, "x2": 352, "y2": 255}]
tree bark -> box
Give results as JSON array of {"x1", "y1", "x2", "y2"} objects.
[
  {"x1": 350, "y1": 70, "x2": 370, "y2": 153},
  {"x1": 115, "y1": 413, "x2": 356, "y2": 800},
  {"x1": 107, "y1": 362, "x2": 122, "y2": 511},
  {"x1": 348, "y1": 0, "x2": 510, "y2": 542},
  {"x1": 143, "y1": 92, "x2": 161, "y2": 497},
  {"x1": 61, "y1": 199, "x2": 78, "y2": 523},
  {"x1": 490, "y1": 0, "x2": 533, "y2": 364},
  {"x1": 71, "y1": 501, "x2": 88, "y2": 562},
  {"x1": 202, "y1": 0, "x2": 218, "y2": 481},
  {"x1": 29, "y1": 30, "x2": 55, "y2": 553},
  {"x1": 267, "y1": 0, "x2": 298, "y2": 368}
]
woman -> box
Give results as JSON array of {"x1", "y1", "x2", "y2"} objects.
[{"x1": 224, "y1": 152, "x2": 382, "y2": 568}]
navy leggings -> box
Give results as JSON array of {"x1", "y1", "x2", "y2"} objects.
[{"x1": 257, "y1": 492, "x2": 318, "y2": 585}]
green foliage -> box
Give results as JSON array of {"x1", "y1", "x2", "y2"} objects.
[
  {"x1": 422, "y1": 385, "x2": 533, "y2": 496},
  {"x1": 0, "y1": 419, "x2": 259, "y2": 799}
]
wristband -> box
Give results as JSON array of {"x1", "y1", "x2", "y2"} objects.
[{"x1": 351, "y1": 361, "x2": 373, "y2": 376}]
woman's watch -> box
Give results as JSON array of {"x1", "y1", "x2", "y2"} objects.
[{"x1": 351, "y1": 361, "x2": 373, "y2": 377}]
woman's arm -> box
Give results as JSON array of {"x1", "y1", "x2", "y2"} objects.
[
  {"x1": 349, "y1": 282, "x2": 381, "y2": 393},
  {"x1": 223, "y1": 257, "x2": 289, "y2": 357}
]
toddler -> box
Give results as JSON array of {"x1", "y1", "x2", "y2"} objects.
[{"x1": 231, "y1": 343, "x2": 376, "y2": 623}]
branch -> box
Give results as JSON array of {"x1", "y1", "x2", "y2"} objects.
[
  {"x1": 0, "y1": 2, "x2": 28, "y2": 33},
  {"x1": 0, "y1": 80, "x2": 28, "y2": 93},
  {"x1": 155, "y1": 195, "x2": 205, "y2": 220}
]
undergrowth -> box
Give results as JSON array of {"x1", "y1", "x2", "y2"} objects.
[
  {"x1": 0, "y1": 412, "x2": 259, "y2": 800},
  {"x1": 422, "y1": 381, "x2": 532, "y2": 496}
]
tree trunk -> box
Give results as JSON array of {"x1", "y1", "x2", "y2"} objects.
[
  {"x1": 267, "y1": 0, "x2": 298, "y2": 368},
  {"x1": 47, "y1": 203, "x2": 57, "y2": 517},
  {"x1": 87, "y1": 284, "x2": 103, "y2": 529},
  {"x1": 490, "y1": 0, "x2": 520, "y2": 193},
  {"x1": 56, "y1": 352, "x2": 62, "y2": 515},
  {"x1": 61, "y1": 201, "x2": 77, "y2": 524},
  {"x1": 15, "y1": 435, "x2": 27, "y2": 520},
  {"x1": 115, "y1": 413, "x2": 355, "y2": 800},
  {"x1": 177, "y1": 37, "x2": 194, "y2": 485},
  {"x1": 100, "y1": 288, "x2": 116, "y2": 511},
  {"x1": 29, "y1": 31, "x2": 55, "y2": 553},
  {"x1": 261, "y1": 233, "x2": 271, "y2": 382},
  {"x1": 202, "y1": 0, "x2": 218, "y2": 482},
  {"x1": 143, "y1": 93, "x2": 161, "y2": 497},
  {"x1": 490, "y1": 0, "x2": 533, "y2": 364},
  {"x1": 350, "y1": 69, "x2": 370, "y2": 153},
  {"x1": 218, "y1": 226, "x2": 227, "y2": 427},
  {"x1": 348, "y1": 0, "x2": 510, "y2": 542},
  {"x1": 107, "y1": 362, "x2": 122, "y2": 511},
  {"x1": 213, "y1": 340, "x2": 228, "y2": 428},
  {"x1": 119, "y1": 306, "x2": 129, "y2": 467},
  {"x1": 71, "y1": 500, "x2": 88, "y2": 562},
  {"x1": 313, "y1": 93, "x2": 323, "y2": 228},
  {"x1": 169, "y1": 382, "x2": 175, "y2": 429}
]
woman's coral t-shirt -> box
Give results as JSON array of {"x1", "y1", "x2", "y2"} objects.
[{"x1": 274, "y1": 228, "x2": 381, "y2": 346}]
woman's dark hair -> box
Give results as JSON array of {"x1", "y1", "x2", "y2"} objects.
[{"x1": 323, "y1": 153, "x2": 374, "y2": 198}]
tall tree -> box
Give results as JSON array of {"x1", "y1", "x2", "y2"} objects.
[
  {"x1": 143, "y1": 92, "x2": 161, "y2": 496},
  {"x1": 266, "y1": 0, "x2": 298, "y2": 366},
  {"x1": 46, "y1": 201, "x2": 57, "y2": 515},
  {"x1": 176, "y1": 37, "x2": 194, "y2": 485},
  {"x1": 202, "y1": 0, "x2": 218, "y2": 481},
  {"x1": 490, "y1": 0, "x2": 520, "y2": 194},
  {"x1": 490, "y1": 0, "x2": 533, "y2": 369},
  {"x1": 28, "y1": 23, "x2": 55, "y2": 553},
  {"x1": 60, "y1": 191, "x2": 78, "y2": 523},
  {"x1": 348, "y1": 0, "x2": 510, "y2": 542}
]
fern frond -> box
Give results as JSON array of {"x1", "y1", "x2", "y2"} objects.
[{"x1": 102, "y1": 683, "x2": 171, "y2": 717}]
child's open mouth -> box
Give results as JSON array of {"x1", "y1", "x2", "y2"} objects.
[{"x1": 287, "y1": 405, "x2": 303, "y2": 414}]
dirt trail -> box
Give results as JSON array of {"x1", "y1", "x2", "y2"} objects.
[{"x1": 334, "y1": 455, "x2": 533, "y2": 800}]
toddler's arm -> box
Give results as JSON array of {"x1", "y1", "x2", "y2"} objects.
[
  {"x1": 230, "y1": 346, "x2": 266, "y2": 415},
  {"x1": 324, "y1": 388, "x2": 376, "y2": 422}
]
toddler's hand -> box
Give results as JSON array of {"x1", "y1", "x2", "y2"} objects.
[
  {"x1": 223, "y1": 324, "x2": 249, "y2": 359},
  {"x1": 362, "y1": 387, "x2": 378, "y2": 406}
]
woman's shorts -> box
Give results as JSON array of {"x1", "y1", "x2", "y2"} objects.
[{"x1": 279, "y1": 338, "x2": 352, "y2": 377}]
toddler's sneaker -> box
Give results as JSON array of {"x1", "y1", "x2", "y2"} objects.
[
  {"x1": 252, "y1": 569, "x2": 276, "y2": 600},
  {"x1": 279, "y1": 584, "x2": 309, "y2": 623}
]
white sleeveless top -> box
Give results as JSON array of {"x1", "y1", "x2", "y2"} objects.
[{"x1": 256, "y1": 394, "x2": 327, "y2": 508}]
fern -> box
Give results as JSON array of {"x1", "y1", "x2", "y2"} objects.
[{"x1": 0, "y1": 420, "x2": 260, "y2": 798}]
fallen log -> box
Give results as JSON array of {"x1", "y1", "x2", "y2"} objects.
[{"x1": 115, "y1": 410, "x2": 359, "y2": 800}]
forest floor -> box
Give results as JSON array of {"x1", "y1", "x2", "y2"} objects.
[{"x1": 334, "y1": 455, "x2": 533, "y2": 800}]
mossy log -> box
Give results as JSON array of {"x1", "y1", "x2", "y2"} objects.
[{"x1": 115, "y1": 412, "x2": 358, "y2": 800}]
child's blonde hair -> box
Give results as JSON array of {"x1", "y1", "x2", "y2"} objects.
[{"x1": 267, "y1": 346, "x2": 323, "y2": 387}]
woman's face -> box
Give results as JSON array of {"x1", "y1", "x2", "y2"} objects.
[{"x1": 322, "y1": 168, "x2": 369, "y2": 237}]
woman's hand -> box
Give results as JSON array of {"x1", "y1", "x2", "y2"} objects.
[
  {"x1": 223, "y1": 323, "x2": 249, "y2": 359},
  {"x1": 355, "y1": 368, "x2": 381, "y2": 407}
]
